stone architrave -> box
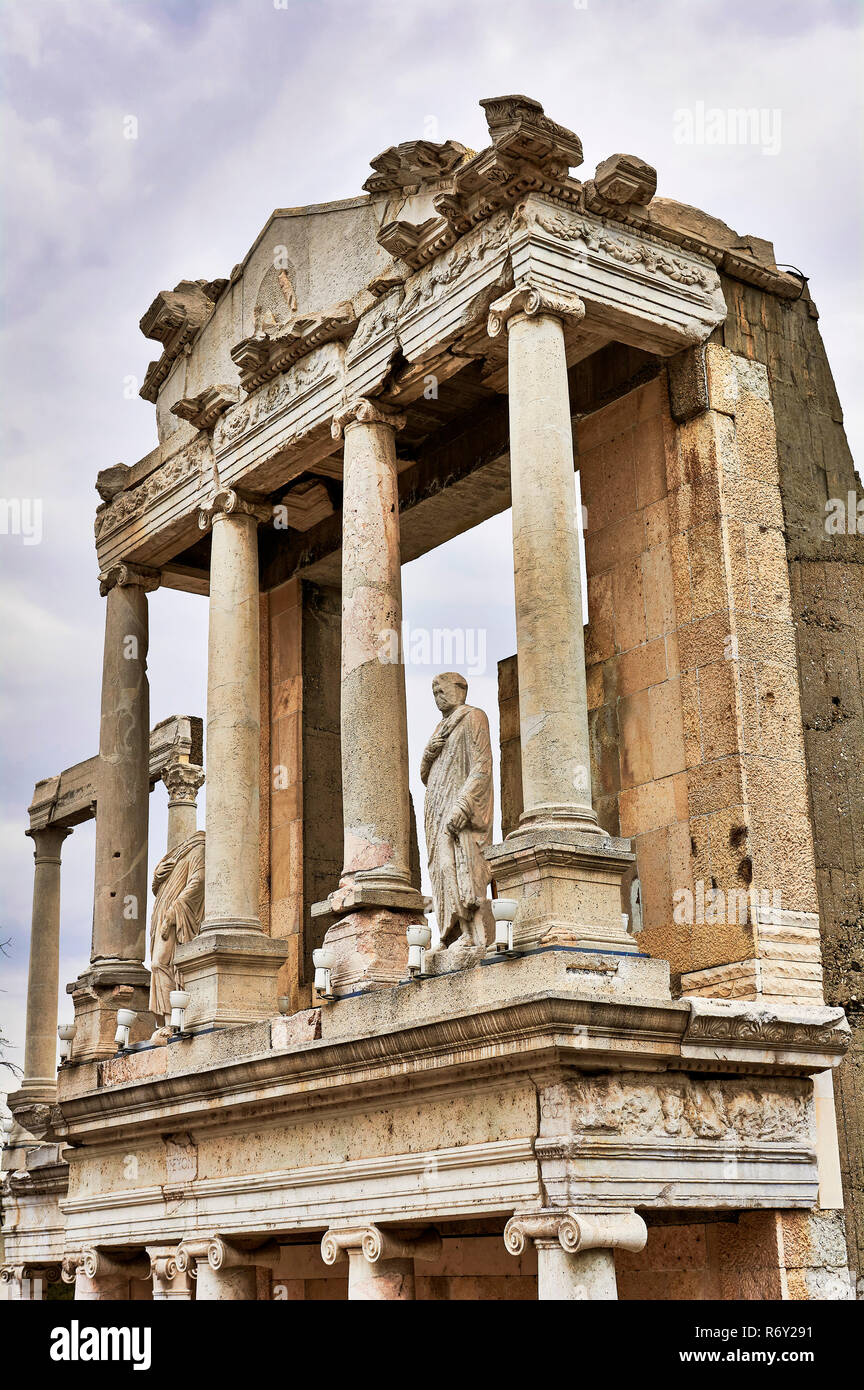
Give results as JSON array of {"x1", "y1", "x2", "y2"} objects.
[
  {"x1": 420, "y1": 672, "x2": 494, "y2": 953},
  {"x1": 148, "y1": 831, "x2": 206, "y2": 1025}
]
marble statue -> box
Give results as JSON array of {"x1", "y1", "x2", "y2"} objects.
[
  {"x1": 420, "y1": 672, "x2": 494, "y2": 950},
  {"x1": 148, "y1": 831, "x2": 206, "y2": 1022}
]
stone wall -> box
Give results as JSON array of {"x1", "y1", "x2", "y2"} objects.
[{"x1": 713, "y1": 275, "x2": 864, "y2": 1283}]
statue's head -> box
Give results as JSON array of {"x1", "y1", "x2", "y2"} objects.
[{"x1": 432, "y1": 671, "x2": 468, "y2": 714}]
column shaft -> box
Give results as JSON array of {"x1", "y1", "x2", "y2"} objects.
[
  {"x1": 536, "y1": 1243, "x2": 618, "y2": 1300},
  {"x1": 19, "y1": 826, "x2": 70, "y2": 1100},
  {"x1": 347, "y1": 1250, "x2": 415, "y2": 1300},
  {"x1": 203, "y1": 506, "x2": 263, "y2": 930},
  {"x1": 339, "y1": 411, "x2": 412, "y2": 890},
  {"x1": 507, "y1": 310, "x2": 597, "y2": 834},
  {"x1": 92, "y1": 571, "x2": 155, "y2": 964},
  {"x1": 196, "y1": 1265, "x2": 257, "y2": 1300}
]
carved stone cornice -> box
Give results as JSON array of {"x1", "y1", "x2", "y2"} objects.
[
  {"x1": 170, "y1": 384, "x2": 240, "y2": 432},
  {"x1": 503, "y1": 1208, "x2": 647, "y2": 1255},
  {"x1": 197, "y1": 488, "x2": 271, "y2": 531},
  {"x1": 139, "y1": 279, "x2": 227, "y2": 404},
  {"x1": 584, "y1": 153, "x2": 657, "y2": 213},
  {"x1": 162, "y1": 761, "x2": 205, "y2": 805},
  {"x1": 321, "y1": 1224, "x2": 441, "y2": 1266},
  {"x1": 331, "y1": 397, "x2": 407, "y2": 439},
  {"x1": 480, "y1": 94, "x2": 583, "y2": 170},
  {"x1": 98, "y1": 562, "x2": 161, "y2": 597},
  {"x1": 364, "y1": 139, "x2": 470, "y2": 194},
  {"x1": 231, "y1": 302, "x2": 356, "y2": 393},
  {"x1": 487, "y1": 281, "x2": 586, "y2": 338}
]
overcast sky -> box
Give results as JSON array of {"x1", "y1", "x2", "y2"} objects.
[{"x1": 1, "y1": 0, "x2": 861, "y2": 1099}]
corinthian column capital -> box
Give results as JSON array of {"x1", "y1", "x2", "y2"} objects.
[
  {"x1": 162, "y1": 760, "x2": 205, "y2": 805},
  {"x1": 331, "y1": 397, "x2": 407, "y2": 440},
  {"x1": 197, "y1": 488, "x2": 271, "y2": 531},
  {"x1": 487, "y1": 280, "x2": 585, "y2": 338},
  {"x1": 98, "y1": 562, "x2": 161, "y2": 597},
  {"x1": 504, "y1": 1208, "x2": 647, "y2": 1256}
]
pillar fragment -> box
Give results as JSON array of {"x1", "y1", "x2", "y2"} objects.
[
  {"x1": 485, "y1": 285, "x2": 635, "y2": 952},
  {"x1": 162, "y1": 760, "x2": 205, "y2": 853}
]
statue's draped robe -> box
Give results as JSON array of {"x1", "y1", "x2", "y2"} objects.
[
  {"x1": 421, "y1": 705, "x2": 494, "y2": 944},
  {"x1": 148, "y1": 832, "x2": 206, "y2": 1016}
]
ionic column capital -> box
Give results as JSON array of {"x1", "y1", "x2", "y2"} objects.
[
  {"x1": 504, "y1": 1208, "x2": 647, "y2": 1257},
  {"x1": 81, "y1": 1246, "x2": 151, "y2": 1280},
  {"x1": 98, "y1": 562, "x2": 161, "y2": 597},
  {"x1": 162, "y1": 760, "x2": 205, "y2": 805},
  {"x1": 205, "y1": 1236, "x2": 281, "y2": 1271},
  {"x1": 197, "y1": 488, "x2": 271, "y2": 531},
  {"x1": 487, "y1": 280, "x2": 585, "y2": 338},
  {"x1": 331, "y1": 397, "x2": 407, "y2": 440},
  {"x1": 61, "y1": 1252, "x2": 84, "y2": 1284},
  {"x1": 321, "y1": 1223, "x2": 441, "y2": 1266}
]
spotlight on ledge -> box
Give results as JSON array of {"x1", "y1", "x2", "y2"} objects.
[
  {"x1": 312, "y1": 947, "x2": 337, "y2": 1000},
  {"x1": 114, "y1": 1008, "x2": 138, "y2": 1051},
  {"x1": 406, "y1": 923, "x2": 432, "y2": 978},
  {"x1": 57, "y1": 1023, "x2": 77, "y2": 1063},
  {"x1": 169, "y1": 990, "x2": 190, "y2": 1034},
  {"x1": 491, "y1": 898, "x2": 519, "y2": 955}
]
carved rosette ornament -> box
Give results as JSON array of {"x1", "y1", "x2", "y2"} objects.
[
  {"x1": 98, "y1": 562, "x2": 161, "y2": 597},
  {"x1": 331, "y1": 397, "x2": 407, "y2": 439},
  {"x1": 487, "y1": 281, "x2": 586, "y2": 338},
  {"x1": 197, "y1": 487, "x2": 271, "y2": 531},
  {"x1": 503, "y1": 1208, "x2": 647, "y2": 1257}
]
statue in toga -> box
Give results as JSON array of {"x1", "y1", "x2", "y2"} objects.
[
  {"x1": 420, "y1": 672, "x2": 494, "y2": 952},
  {"x1": 148, "y1": 831, "x2": 206, "y2": 1026}
]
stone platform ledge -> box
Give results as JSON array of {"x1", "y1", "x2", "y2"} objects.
[{"x1": 49, "y1": 951, "x2": 849, "y2": 1149}]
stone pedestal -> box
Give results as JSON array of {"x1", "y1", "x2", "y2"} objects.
[
  {"x1": 321, "y1": 1223, "x2": 441, "y2": 1301},
  {"x1": 503, "y1": 1208, "x2": 646, "y2": 1302},
  {"x1": 13, "y1": 826, "x2": 71, "y2": 1106},
  {"x1": 178, "y1": 491, "x2": 287, "y2": 1028},
  {"x1": 313, "y1": 401, "x2": 426, "y2": 994},
  {"x1": 485, "y1": 286, "x2": 634, "y2": 952}
]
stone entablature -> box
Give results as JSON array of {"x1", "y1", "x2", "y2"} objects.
[{"x1": 47, "y1": 954, "x2": 848, "y2": 1256}]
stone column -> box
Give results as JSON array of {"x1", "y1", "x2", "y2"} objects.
[
  {"x1": 504, "y1": 1208, "x2": 646, "y2": 1301},
  {"x1": 162, "y1": 760, "x2": 205, "y2": 852},
  {"x1": 73, "y1": 1248, "x2": 150, "y2": 1300},
  {"x1": 312, "y1": 401, "x2": 426, "y2": 993},
  {"x1": 14, "y1": 825, "x2": 71, "y2": 1106},
  {"x1": 149, "y1": 1250, "x2": 193, "y2": 1300},
  {"x1": 186, "y1": 1236, "x2": 279, "y2": 1301},
  {"x1": 321, "y1": 1224, "x2": 440, "y2": 1300},
  {"x1": 485, "y1": 286, "x2": 635, "y2": 951},
  {"x1": 175, "y1": 490, "x2": 287, "y2": 1028},
  {"x1": 69, "y1": 564, "x2": 158, "y2": 1061}
]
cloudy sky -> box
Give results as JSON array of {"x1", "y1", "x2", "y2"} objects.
[{"x1": 1, "y1": 0, "x2": 861, "y2": 1097}]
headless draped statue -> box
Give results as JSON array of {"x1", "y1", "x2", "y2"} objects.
[
  {"x1": 148, "y1": 831, "x2": 206, "y2": 1023},
  {"x1": 420, "y1": 672, "x2": 494, "y2": 950}
]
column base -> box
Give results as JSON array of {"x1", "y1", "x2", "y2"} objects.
[
  {"x1": 486, "y1": 827, "x2": 638, "y2": 953},
  {"x1": 67, "y1": 963, "x2": 154, "y2": 1062},
  {"x1": 175, "y1": 928, "x2": 289, "y2": 1029}
]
